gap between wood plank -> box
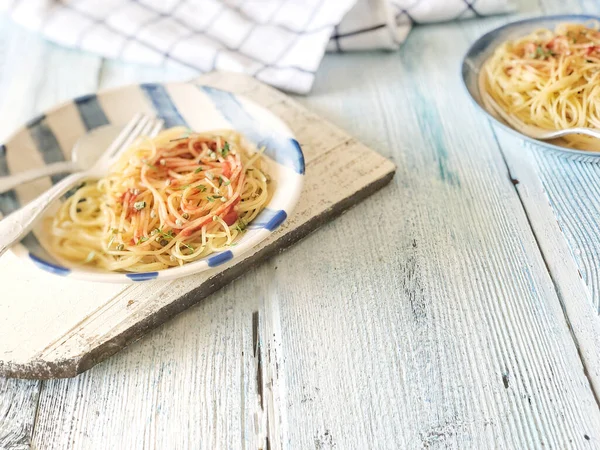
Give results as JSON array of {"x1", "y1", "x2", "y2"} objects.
[
  {"x1": 456, "y1": 1, "x2": 600, "y2": 408},
  {"x1": 489, "y1": 129, "x2": 600, "y2": 410}
]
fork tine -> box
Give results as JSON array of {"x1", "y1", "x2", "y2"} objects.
[
  {"x1": 149, "y1": 119, "x2": 164, "y2": 138},
  {"x1": 139, "y1": 118, "x2": 156, "y2": 137},
  {"x1": 101, "y1": 112, "x2": 146, "y2": 160},
  {"x1": 115, "y1": 115, "x2": 152, "y2": 156},
  {"x1": 106, "y1": 117, "x2": 165, "y2": 165}
]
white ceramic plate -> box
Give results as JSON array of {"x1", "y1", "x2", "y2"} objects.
[{"x1": 0, "y1": 82, "x2": 305, "y2": 282}]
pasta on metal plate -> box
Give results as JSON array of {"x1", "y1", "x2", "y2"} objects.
[{"x1": 480, "y1": 21, "x2": 600, "y2": 150}]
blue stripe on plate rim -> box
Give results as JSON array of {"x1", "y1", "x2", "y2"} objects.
[
  {"x1": 29, "y1": 252, "x2": 71, "y2": 276},
  {"x1": 198, "y1": 85, "x2": 305, "y2": 175},
  {"x1": 248, "y1": 208, "x2": 287, "y2": 231},
  {"x1": 126, "y1": 272, "x2": 159, "y2": 281},
  {"x1": 140, "y1": 83, "x2": 189, "y2": 128},
  {"x1": 1, "y1": 81, "x2": 303, "y2": 282},
  {"x1": 74, "y1": 94, "x2": 110, "y2": 130},
  {"x1": 207, "y1": 250, "x2": 234, "y2": 267}
]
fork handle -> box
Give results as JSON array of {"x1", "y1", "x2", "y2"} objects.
[
  {"x1": 0, "y1": 161, "x2": 76, "y2": 194},
  {"x1": 0, "y1": 171, "x2": 89, "y2": 258}
]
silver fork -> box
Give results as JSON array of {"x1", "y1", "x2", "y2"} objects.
[{"x1": 0, "y1": 113, "x2": 164, "y2": 258}]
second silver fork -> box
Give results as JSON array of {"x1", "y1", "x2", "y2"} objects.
[{"x1": 0, "y1": 113, "x2": 163, "y2": 258}]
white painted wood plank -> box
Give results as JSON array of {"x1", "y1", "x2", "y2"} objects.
[
  {"x1": 524, "y1": 0, "x2": 600, "y2": 311},
  {"x1": 0, "y1": 16, "x2": 103, "y2": 450},
  {"x1": 32, "y1": 276, "x2": 267, "y2": 450},
  {"x1": 30, "y1": 21, "x2": 600, "y2": 450},
  {"x1": 531, "y1": 151, "x2": 600, "y2": 308},
  {"x1": 460, "y1": 0, "x2": 600, "y2": 397},
  {"x1": 497, "y1": 129, "x2": 600, "y2": 395},
  {"x1": 278, "y1": 23, "x2": 600, "y2": 449},
  {"x1": 0, "y1": 379, "x2": 40, "y2": 450}
]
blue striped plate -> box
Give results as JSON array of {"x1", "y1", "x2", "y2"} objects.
[{"x1": 0, "y1": 83, "x2": 305, "y2": 282}]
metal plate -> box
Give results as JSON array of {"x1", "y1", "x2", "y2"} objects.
[{"x1": 461, "y1": 14, "x2": 600, "y2": 162}]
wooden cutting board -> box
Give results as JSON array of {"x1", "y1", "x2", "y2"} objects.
[{"x1": 0, "y1": 72, "x2": 396, "y2": 379}]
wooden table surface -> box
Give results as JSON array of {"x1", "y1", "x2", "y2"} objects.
[{"x1": 2, "y1": 0, "x2": 600, "y2": 449}]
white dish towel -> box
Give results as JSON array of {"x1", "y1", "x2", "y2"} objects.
[{"x1": 1, "y1": 0, "x2": 514, "y2": 93}]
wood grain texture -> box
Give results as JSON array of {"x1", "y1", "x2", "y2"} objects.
[
  {"x1": 526, "y1": 0, "x2": 600, "y2": 313},
  {"x1": 268, "y1": 25, "x2": 600, "y2": 448},
  {"x1": 31, "y1": 276, "x2": 268, "y2": 450},
  {"x1": 498, "y1": 129, "x2": 600, "y2": 395},
  {"x1": 461, "y1": 0, "x2": 600, "y2": 399}
]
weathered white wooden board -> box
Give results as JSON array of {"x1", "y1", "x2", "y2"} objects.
[
  {"x1": 4, "y1": 0, "x2": 600, "y2": 448},
  {"x1": 269, "y1": 26, "x2": 600, "y2": 449}
]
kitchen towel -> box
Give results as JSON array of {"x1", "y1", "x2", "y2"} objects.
[{"x1": 1, "y1": 0, "x2": 514, "y2": 93}]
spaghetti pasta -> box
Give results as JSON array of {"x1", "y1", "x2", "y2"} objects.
[
  {"x1": 48, "y1": 127, "x2": 271, "y2": 272},
  {"x1": 479, "y1": 21, "x2": 600, "y2": 150}
]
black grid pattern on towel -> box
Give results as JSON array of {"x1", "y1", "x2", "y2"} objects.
[{"x1": 6, "y1": 0, "x2": 509, "y2": 92}]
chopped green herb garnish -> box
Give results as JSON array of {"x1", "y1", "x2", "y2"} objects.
[
  {"x1": 533, "y1": 45, "x2": 554, "y2": 60},
  {"x1": 196, "y1": 184, "x2": 207, "y2": 192},
  {"x1": 207, "y1": 196, "x2": 216, "y2": 202},
  {"x1": 116, "y1": 244, "x2": 124, "y2": 251},
  {"x1": 221, "y1": 141, "x2": 230, "y2": 156},
  {"x1": 179, "y1": 185, "x2": 191, "y2": 190},
  {"x1": 137, "y1": 236, "x2": 149, "y2": 245},
  {"x1": 156, "y1": 228, "x2": 175, "y2": 239},
  {"x1": 182, "y1": 243, "x2": 194, "y2": 251},
  {"x1": 194, "y1": 166, "x2": 204, "y2": 173},
  {"x1": 169, "y1": 132, "x2": 190, "y2": 142},
  {"x1": 145, "y1": 162, "x2": 157, "y2": 170},
  {"x1": 535, "y1": 45, "x2": 544, "y2": 58},
  {"x1": 235, "y1": 220, "x2": 247, "y2": 233},
  {"x1": 134, "y1": 201, "x2": 146, "y2": 211}
]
